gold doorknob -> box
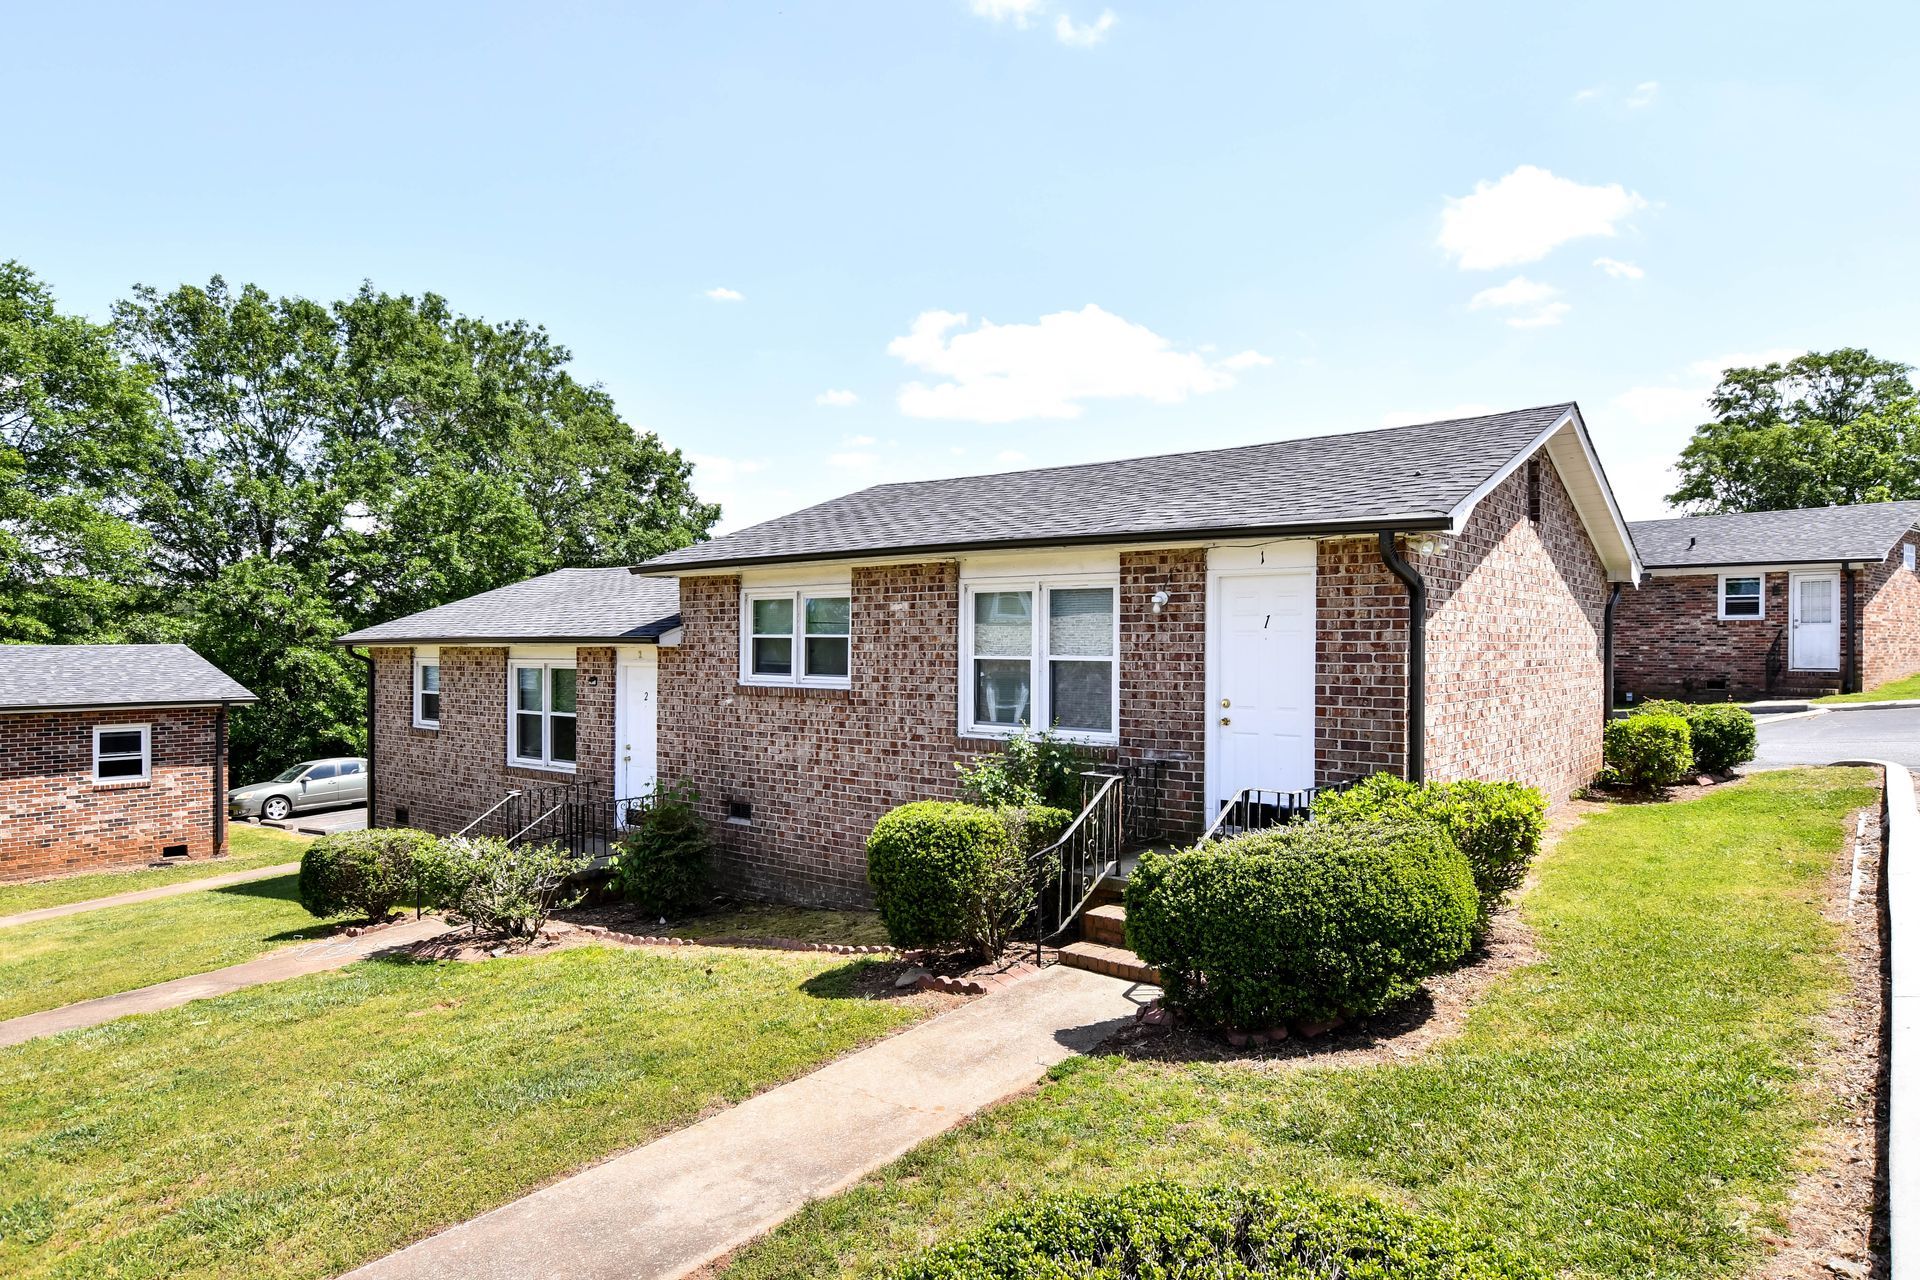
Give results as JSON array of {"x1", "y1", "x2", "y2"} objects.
[{"x1": 1220, "y1": 697, "x2": 1231, "y2": 708}]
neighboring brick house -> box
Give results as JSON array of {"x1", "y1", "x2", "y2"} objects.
[
  {"x1": 0, "y1": 645, "x2": 255, "y2": 882},
  {"x1": 1616, "y1": 501, "x2": 1920, "y2": 701},
  {"x1": 625, "y1": 402, "x2": 1639, "y2": 906},
  {"x1": 337, "y1": 569, "x2": 681, "y2": 837}
]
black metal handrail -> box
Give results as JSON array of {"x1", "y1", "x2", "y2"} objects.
[
  {"x1": 1765, "y1": 629, "x2": 1785, "y2": 695},
  {"x1": 451, "y1": 780, "x2": 656, "y2": 859},
  {"x1": 1198, "y1": 779, "x2": 1351, "y2": 844},
  {"x1": 1024, "y1": 770, "x2": 1125, "y2": 962}
]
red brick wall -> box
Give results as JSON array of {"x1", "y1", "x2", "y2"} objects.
[
  {"x1": 1422, "y1": 455, "x2": 1607, "y2": 803},
  {"x1": 0, "y1": 706, "x2": 225, "y2": 882},
  {"x1": 1860, "y1": 529, "x2": 1920, "y2": 691},
  {"x1": 1315, "y1": 537, "x2": 1409, "y2": 784},
  {"x1": 370, "y1": 644, "x2": 616, "y2": 834},
  {"x1": 1118, "y1": 549, "x2": 1207, "y2": 836}
]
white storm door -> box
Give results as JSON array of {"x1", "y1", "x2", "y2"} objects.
[
  {"x1": 1210, "y1": 570, "x2": 1315, "y2": 812},
  {"x1": 616, "y1": 655, "x2": 659, "y2": 811},
  {"x1": 1789, "y1": 572, "x2": 1841, "y2": 671}
]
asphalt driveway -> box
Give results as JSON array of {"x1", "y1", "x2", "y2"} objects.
[
  {"x1": 1752, "y1": 706, "x2": 1920, "y2": 773},
  {"x1": 236, "y1": 804, "x2": 367, "y2": 837}
]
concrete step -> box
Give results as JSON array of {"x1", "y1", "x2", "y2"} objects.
[
  {"x1": 1058, "y1": 940, "x2": 1160, "y2": 986},
  {"x1": 1083, "y1": 903, "x2": 1128, "y2": 947}
]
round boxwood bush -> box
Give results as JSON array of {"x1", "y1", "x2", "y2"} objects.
[
  {"x1": 867, "y1": 801, "x2": 1025, "y2": 955},
  {"x1": 1603, "y1": 713, "x2": 1693, "y2": 792},
  {"x1": 889, "y1": 1181, "x2": 1547, "y2": 1280},
  {"x1": 1125, "y1": 820, "x2": 1476, "y2": 1029},
  {"x1": 1630, "y1": 701, "x2": 1754, "y2": 775},
  {"x1": 612, "y1": 780, "x2": 711, "y2": 914},
  {"x1": 297, "y1": 828, "x2": 440, "y2": 921}
]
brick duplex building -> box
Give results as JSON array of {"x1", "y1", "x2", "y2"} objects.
[
  {"x1": 1616, "y1": 500, "x2": 1920, "y2": 700},
  {"x1": 346, "y1": 404, "x2": 1641, "y2": 907},
  {"x1": 0, "y1": 645, "x2": 255, "y2": 882}
]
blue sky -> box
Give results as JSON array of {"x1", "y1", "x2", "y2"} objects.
[{"x1": 10, "y1": 1, "x2": 1919, "y2": 531}]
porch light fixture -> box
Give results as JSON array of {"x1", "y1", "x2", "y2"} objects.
[
  {"x1": 1407, "y1": 534, "x2": 1452, "y2": 557},
  {"x1": 1150, "y1": 590, "x2": 1170, "y2": 614}
]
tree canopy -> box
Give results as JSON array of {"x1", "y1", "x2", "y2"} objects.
[
  {"x1": 1668, "y1": 348, "x2": 1920, "y2": 513},
  {"x1": 1, "y1": 263, "x2": 717, "y2": 776}
]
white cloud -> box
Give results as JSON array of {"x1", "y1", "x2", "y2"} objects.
[
  {"x1": 1217, "y1": 349, "x2": 1274, "y2": 370},
  {"x1": 1612, "y1": 348, "x2": 1806, "y2": 427},
  {"x1": 815, "y1": 388, "x2": 859, "y2": 407},
  {"x1": 1573, "y1": 81, "x2": 1660, "y2": 110},
  {"x1": 704, "y1": 286, "x2": 743, "y2": 302},
  {"x1": 1056, "y1": 9, "x2": 1115, "y2": 45},
  {"x1": 1439, "y1": 165, "x2": 1648, "y2": 270},
  {"x1": 971, "y1": 0, "x2": 1045, "y2": 25},
  {"x1": 1625, "y1": 81, "x2": 1660, "y2": 109},
  {"x1": 1468, "y1": 276, "x2": 1571, "y2": 327},
  {"x1": 888, "y1": 304, "x2": 1254, "y2": 423},
  {"x1": 1594, "y1": 257, "x2": 1645, "y2": 280},
  {"x1": 1378, "y1": 403, "x2": 1495, "y2": 428},
  {"x1": 1571, "y1": 86, "x2": 1604, "y2": 104},
  {"x1": 1686, "y1": 348, "x2": 1803, "y2": 380}
]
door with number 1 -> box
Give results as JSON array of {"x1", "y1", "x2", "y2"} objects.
[
  {"x1": 616, "y1": 654, "x2": 658, "y2": 815},
  {"x1": 1208, "y1": 569, "x2": 1315, "y2": 814}
]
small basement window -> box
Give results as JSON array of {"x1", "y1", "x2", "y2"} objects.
[
  {"x1": 727, "y1": 799, "x2": 753, "y2": 824},
  {"x1": 1719, "y1": 575, "x2": 1764, "y2": 619},
  {"x1": 93, "y1": 724, "x2": 151, "y2": 783},
  {"x1": 159, "y1": 843, "x2": 189, "y2": 859}
]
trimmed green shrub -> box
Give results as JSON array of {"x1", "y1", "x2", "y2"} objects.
[
  {"x1": 997, "y1": 804, "x2": 1073, "y2": 855},
  {"x1": 1312, "y1": 774, "x2": 1545, "y2": 929},
  {"x1": 867, "y1": 801, "x2": 1032, "y2": 957},
  {"x1": 297, "y1": 828, "x2": 439, "y2": 922},
  {"x1": 1628, "y1": 701, "x2": 1755, "y2": 774},
  {"x1": 1126, "y1": 821, "x2": 1476, "y2": 1028},
  {"x1": 1604, "y1": 713, "x2": 1693, "y2": 792},
  {"x1": 611, "y1": 780, "x2": 711, "y2": 914},
  {"x1": 889, "y1": 1180, "x2": 1547, "y2": 1280},
  {"x1": 955, "y1": 729, "x2": 1094, "y2": 809},
  {"x1": 430, "y1": 836, "x2": 590, "y2": 939}
]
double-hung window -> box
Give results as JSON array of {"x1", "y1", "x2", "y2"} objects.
[
  {"x1": 93, "y1": 724, "x2": 151, "y2": 783},
  {"x1": 1719, "y1": 575, "x2": 1763, "y2": 619},
  {"x1": 964, "y1": 580, "x2": 1117, "y2": 742},
  {"x1": 743, "y1": 589, "x2": 852, "y2": 686},
  {"x1": 508, "y1": 660, "x2": 576, "y2": 770},
  {"x1": 413, "y1": 655, "x2": 441, "y2": 728}
]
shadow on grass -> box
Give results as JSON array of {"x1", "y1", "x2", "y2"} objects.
[{"x1": 799, "y1": 958, "x2": 915, "y2": 1002}]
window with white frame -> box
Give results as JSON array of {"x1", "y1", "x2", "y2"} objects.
[
  {"x1": 1719, "y1": 575, "x2": 1763, "y2": 619},
  {"x1": 963, "y1": 580, "x2": 1117, "y2": 741},
  {"x1": 742, "y1": 589, "x2": 851, "y2": 685},
  {"x1": 93, "y1": 724, "x2": 151, "y2": 783},
  {"x1": 413, "y1": 655, "x2": 441, "y2": 728},
  {"x1": 1906, "y1": 543, "x2": 1916, "y2": 572},
  {"x1": 508, "y1": 660, "x2": 576, "y2": 769}
]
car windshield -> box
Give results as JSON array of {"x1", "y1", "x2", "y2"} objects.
[{"x1": 271, "y1": 763, "x2": 312, "y2": 782}]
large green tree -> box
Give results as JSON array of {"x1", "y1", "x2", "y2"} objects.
[{"x1": 1667, "y1": 348, "x2": 1920, "y2": 513}]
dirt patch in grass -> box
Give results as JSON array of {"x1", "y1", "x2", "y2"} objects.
[
  {"x1": 1749, "y1": 800, "x2": 1890, "y2": 1280},
  {"x1": 402, "y1": 919, "x2": 594, "y2": 964}
]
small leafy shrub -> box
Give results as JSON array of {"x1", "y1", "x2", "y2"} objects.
[
  {"x1": 611, "y1": 780, "x2": 711, "y2": 914},
  {"x1": 1313, "y1": 774, "x2": 1545, "y2": 930},
  {"x1": 955, "y1": 728, "x2": 1094, "y2": 809},
  {"x1": 430, "y1": 836, "x2": 590, "y2": 939},
  {"x1": 1126, "y1": 821, "x2": 1476, "y2": 1028},
  {"x1": 297, "y1": 828, "x2": 439, "y2": 921},
  {"x1": 867, "y1": 801, "x2": 1032, "y2": 957},
  {"x1": 1629, "y1": 701, "x2": 1755, "y2": 774},
  {"x1": 997, "y1": 804, "x2": 1073, "y2": 854},
  {"x1": 889, "y1": 1181, "x2": 1547, "y2": 1280},
  {"x1": 1603, "y1": 713, "x2": 1693, "y2": 792}
]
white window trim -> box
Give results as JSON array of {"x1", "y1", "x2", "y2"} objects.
[
  {"x1": 959, "y1": 576, "x2": 1120, "y2": 747},
  {"x1": 1718, "y1": 573, "x2": 1766, "y2": 621},
  {"x1": 506, "y1": 659, "x2": 578, "y2": 773},
  {"x1": 413, "y1": 653, "x2": 441, "y2": 729},
  {"x1": 93, "y1": 723, "x2": 151, "y2": 784},
  {"x1": 739, "y1": 587, "x2": 853, "y2": 689},
  {"x1": 1906, "y1": 543, "x2": 1916, "y2": 573}
]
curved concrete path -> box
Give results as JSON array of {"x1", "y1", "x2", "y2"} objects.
[
  {"x1": 342, "y1": 962, "x2": 1150, "y2": 1280},
  {"x1": 0, "y1": 862, "x2": 302, "y2": 931},
  {"x1": 0, "y1": 916, "x2": 451, "y2": 1048}
]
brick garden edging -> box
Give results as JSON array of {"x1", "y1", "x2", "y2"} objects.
[{"x1": 571, "y1": 922, "x2": 895, "y2": 957}]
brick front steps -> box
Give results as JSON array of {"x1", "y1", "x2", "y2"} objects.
[{"x1": 1058, "y1": 902, "x2": 1160, "y2": 985}]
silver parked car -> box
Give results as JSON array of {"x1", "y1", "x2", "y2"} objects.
[{"x1": 228, "y1": 757, "x2": 368, "y2": 822}]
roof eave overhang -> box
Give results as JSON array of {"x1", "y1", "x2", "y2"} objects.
[
  {"x1": 2, "y1": 698, "x2": 258, "y2": 714},
  {"x1": 336, "y1": 633, "x2": 670, "y2": 649},
  {"x1": 626, "y1": 513, "x2": 1459, "y2": 577}
]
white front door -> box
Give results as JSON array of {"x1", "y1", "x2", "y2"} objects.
[
  {"x1": 615, "y1": 655, "x2": 658, "y2": 814},
  {"x1": 1209, "y1": 569, "x2": 1315, "y2": 812},
  {"x1": 1789, "y1": 572, "x2": 1841, "y2": 671}
]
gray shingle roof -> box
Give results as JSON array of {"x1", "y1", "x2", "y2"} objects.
[
  {"x1": 633, "y1": 404, "x2": 1577, "y2": 573},
  {"x1": 336, "y1": 568, "x2": 681, "y2": 646},
  {"x1": 0, "y1": 644, "x2": 255, "y2": 711},
  {"x1": 1631, "y1": 501, "x2": 1920, "y2": 568}
]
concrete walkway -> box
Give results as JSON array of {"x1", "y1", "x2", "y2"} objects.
[
  {"x1": 0, "y1": 862, "x2": 302, "y2": 931},
  {"x1": 343, "y1": 962, "x2": 1150, "y2": 1280},
  {"x1": 0, "y1": 916, "x2": 450, "y2": 1048}
]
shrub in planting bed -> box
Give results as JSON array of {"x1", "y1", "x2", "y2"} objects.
[
  {"x1": 867, "y1": 801, "x2": 1036, "y2": 958},
  {"x1": 612, "y1": 780, "x2": 712, "y2": 914},
  {"x1": 1603, "y1": 713, "x2": 1693, "y2": 792},
  {"x1": 297, "y1": 828, "x2": 439, "y2": 922},
  {"x1": 1631, "y1": 700, "x2": 1756, "y2": 774},
  {"x1": 1125, "y1": 820, "x2": 1476, "y2": 1029},
  {"x1": 888, "y1": 1180, "x2": 1547, "y2": 1280},
  {"x1": 430, "y1": 836, "x2": 590, "y2": 939}
]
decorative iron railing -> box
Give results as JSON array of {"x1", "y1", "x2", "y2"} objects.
[
  {"x1": 452, "y1": 780, "x2": 655, "y2": 859},
  {"x1": 1198, "y1": 777, "x2": 1355, "y2": 845},
  {"x1": 1023, "y1": 770, "x2": 1126, "y2": 961}
]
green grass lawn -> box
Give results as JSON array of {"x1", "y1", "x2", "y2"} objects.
[
  {"x1": 1815, "y1": 670, "x2": 1920, "y2": 702},
  {"x1": 718, "y1": 767, "x2": 1875, "y2": 1280},
  {"x1": 0, "y1": 871, "x2": 344, "y2": 1020},
  {"x1": 0, "y1": 826, "x2": 311, "y2": 917},
  {"x1": 0, "y1": 945, "x2": 926, "y2": 1279}
]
